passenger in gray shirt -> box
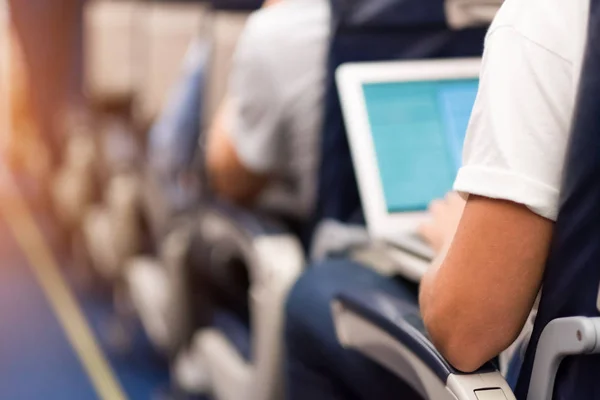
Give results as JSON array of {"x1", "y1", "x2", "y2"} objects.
[{"x1": 206, "y1": 0, "x2": 331, "y2": 222}]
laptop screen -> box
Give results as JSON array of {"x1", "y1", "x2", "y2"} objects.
[{"x1": 363, "y1": 78, "x2": 479, "y2": 213}]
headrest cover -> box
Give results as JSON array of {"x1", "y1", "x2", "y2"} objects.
[{"x1": 445, "y1": 0, "x2": 503, "y2": 29}]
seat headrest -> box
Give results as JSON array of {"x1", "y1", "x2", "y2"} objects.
[
  {"x1": 332, "y1": 0, "x2": 501, "y2": 30},
  {"x1": 201, "y1": 11, "x2": 251, "y2": 129},
  {"x1": 332, "y1": 0, "x2": 446, "y2": 29},
  {"x1": 315, "y1": 0, "x2": 491, "y2": 229},
  {"x1": 515, "y1": 4, "x2": 600, "y2": 398},
  {"x1": 445, "y1": 0, "x2": 504, "y2": 29},
  {"x1": 209, "y1": 0, "x2": 263, "y2": 11}
]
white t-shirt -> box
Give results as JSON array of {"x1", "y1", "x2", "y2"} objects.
[
  {"x1": 226, "y1": 0, "x2": 330, "y2": 220},
  {"x1": 454, "y1": 0, "x2": 590, "y2": 221}
]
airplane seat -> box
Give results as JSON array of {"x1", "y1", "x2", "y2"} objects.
[
  {"x1": 331, "y1": 1, "x2": 600, "y2": 399},
  {"x1": 52, "y1": 131, "x2": 98, "y2": 231},
  {"x1": 125, "y1": 3, "x2": 258, "y2": 330},
  {"x1": 205, "y1": 0, "x2": 262, "y2": 10},
  {"x1": 124, "y1": 0, "x2": 263, "y2": 358},
  {"x1": 315, "y1": 0, "x2": 490, "y2": 230},
  {"x1": 49, "y1": 0, "x2": 205, "y2": 275},
  {"x1": 135, "y1": 0, "x2": 210, "y2": 125},
  {"x1": 84, "y1": 0, "x2": 139, "y2": 105},
  {"x1": 80, "y1": 0, "x2": 212, "y2": 286},
  {"x1": 140, "y1": 37, "x2": 209, "y2": 247},
  {"x1": 140, "y1": 2, "x2": 253, "y2": 245},
  {"x1": 514, "y1": 1, "x2": 600, "y2": 396},
  {"x1": 84, "y1": 172, "x2": 143, "y2": 281},
  {"x1": 309, "y1": 0, "x2": 493, "y2": 275},
  {"x1": 190, "y1": 0, "x2": 491, "y2": 399},
  {"x1": 85, "y1": 0, "x2": 209, "y2": 119},
  {"x1": 201, "y1": 0, "x2": 262, "y2": 128},
  {"x1": 190, "y1": 200, "x2": 303, "y2": 400}
]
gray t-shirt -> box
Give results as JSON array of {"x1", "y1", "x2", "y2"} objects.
[{"x1": 225, "y1": 0, "x2": 330, "y2": 221}]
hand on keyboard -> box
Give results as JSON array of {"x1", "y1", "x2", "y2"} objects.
[{"x1": 417, "y1": 192, "x2": 465, "y2": 254}]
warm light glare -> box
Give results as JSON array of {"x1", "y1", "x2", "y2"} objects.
[{"x1": 1, "y1": 0, "x2": 8, "y2": 157}]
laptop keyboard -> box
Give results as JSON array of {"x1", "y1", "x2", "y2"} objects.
[{"x1": 390, "y1": 231, "x2": 435, "y2": 261}]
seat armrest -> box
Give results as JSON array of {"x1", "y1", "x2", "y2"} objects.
[
  {"x1": 198, "y1": 200, "x2": 304, "y2": 284},
  {"x1": 527, "y1": 316, "x2": 600, "y2": 400},
  {"x1": 196, "y1": 200, "x2": 304, "y2": 399},
  {"x1": 332, "y1": 290, "x2": 515, "y2": 400},
  {"x1": 202, "y1": 200, "x2": 290, "y2": 237}
]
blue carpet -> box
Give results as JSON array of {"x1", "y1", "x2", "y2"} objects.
[
  {"x1": 0, "y1": 201, "x2": 209, "y2": 400},
  {"x1": 0, "y1": 225, "x2": 98, "y2": 399},
  {"x1": 36, "y1": 211, "x2": 175, "y2": 399},
  {"x1": 67, "y1": 273, "x2": 173, "y2": 400}
]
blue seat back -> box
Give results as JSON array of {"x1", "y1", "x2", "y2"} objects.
[
  {"x1": 148, "y1": 40, "x2": 209, "y2": 177},
  {"x1": 209, "y1": 0, "x2": 262, "y2": 11},
  {"x1": 515, "y1": 3, "x2": 600, "y2": 399},
  {"x1": 315, "y1": 0, "x2": 488, "y2": 228}
]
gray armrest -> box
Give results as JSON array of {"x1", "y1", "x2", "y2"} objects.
[
  {"x1": 198, "y1": 200, "x2": 304, "y2": 284},
  {"x1": 332, "y1": 290, "x2": 515, "y2": 400},
  {"x1": 527, "y1": 317, "x2": 600, "y2": 400},
  {"x1": 195, "y1": 200, "x2": 304, "y2": 399},
  {"x1": 201, "y1": 200, "x2": 291, "y2": 237}
]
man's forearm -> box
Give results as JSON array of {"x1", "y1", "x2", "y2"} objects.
[
  {"x1": 206, "y1": 101, "x2": 269, "y2": 205},
  {"x1": 420, "y1": 196, "x2": 552, "y2": 372},
  {"x1": 208, "y1": 160, "x2": 268, "y2": 206},
  {"x1": 419, "y1": 240, "x2": 450, "y2": 320}
]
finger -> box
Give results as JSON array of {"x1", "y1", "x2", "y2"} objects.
[
  {"x1": 418, "y1": 221, "x2": 435, "y2": 241},
  {"x1": 428, "y1": 199, "x2": 445, "y2": 214}
]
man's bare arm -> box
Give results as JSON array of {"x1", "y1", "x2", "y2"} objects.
[
  {"x1": 420, "y1": 195, "x2": 553, "y2": 372},
  {"x1": 205, "y1": 101, "x2": 269, "y2": 206}
]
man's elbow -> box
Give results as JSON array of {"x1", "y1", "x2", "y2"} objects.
[
  {"x1": 206, "y1": 156, "x2": 265, "y2": 206},
  {"x1": 423, "y1": 300, "x2": 516, "y2": 373},
  {"x1": 207, "y1": 162, "x2": 244, "y2": 204},
  {"x1": 429, "y1": 327, "x2": 491, "y2": 373}
]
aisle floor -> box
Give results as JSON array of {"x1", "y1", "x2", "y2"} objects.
[{"x1": 0, "y1": 172, "x2": 184, "y2": 400}]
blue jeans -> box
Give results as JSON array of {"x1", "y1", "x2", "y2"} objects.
[{"x1": 284, "y1": 259, "x2": 424, "y2": 400}]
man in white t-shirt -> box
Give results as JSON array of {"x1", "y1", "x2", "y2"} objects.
[
  {"x1": 206, "y1": 0, "x2": 330, "y2": 223},
  {"x1": 419, "y1": 0, "x2": 590, "y2": 372},
  {"x1": 283, "y1": 0, "x2": 590, "y2": 398}
]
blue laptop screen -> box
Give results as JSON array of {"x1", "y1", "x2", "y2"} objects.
[{"x1": 362, "y1": 78, "x2": 479, "y2": 212}]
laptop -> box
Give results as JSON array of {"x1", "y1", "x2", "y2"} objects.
[{"x1": 336, "y1": 58, "x2": 480, "y2": 279}]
